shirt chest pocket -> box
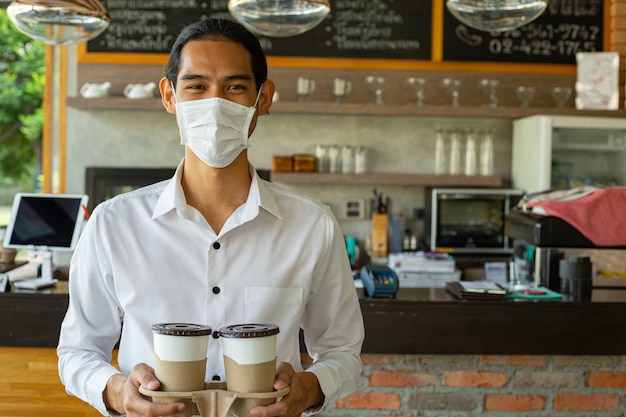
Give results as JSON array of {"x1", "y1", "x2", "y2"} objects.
[{"x1": 244, "y1": 286, "x2": 304, "y2": 326}]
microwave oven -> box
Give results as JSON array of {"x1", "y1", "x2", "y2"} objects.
[{"x1": 425, "y1": 188, "x2": 524, "y2": 254}]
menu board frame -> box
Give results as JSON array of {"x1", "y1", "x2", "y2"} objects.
[{"x1": 77, "y1": 0, "x2": 608, "y2": 73}]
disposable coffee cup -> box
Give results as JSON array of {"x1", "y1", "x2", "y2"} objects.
[
  {"x1": 151, "y1": 323, "x2": 212, "y2": 392},
  {"x1": 218, "y1": 324, "x2": 279, "y2": 394}
]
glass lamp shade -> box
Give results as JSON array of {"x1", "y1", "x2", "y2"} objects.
[
  {"x1": 7, "y1": 0, "x2": 111, "y2": 45},
  {"x1": 446, "y1": 0, "x2": 547, "y2": 32},
  {"x1": 228, "y1": 0, "x2": 330, "y2": 38}
]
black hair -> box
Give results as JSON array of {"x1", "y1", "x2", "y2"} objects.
[{"x1": 165, "y1": 18, "x2": 267, "y2": 92}]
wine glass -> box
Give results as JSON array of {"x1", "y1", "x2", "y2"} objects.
[
  {"x1": 515, "y1": 86, "x2": 536, "y2": 108},
  {"x1": 442, "y1": 78, "x2": 461, "y2": 107},
  {"x1": 365, "y1": 76, "x2": 385, "y2": 105},
  {"x1": 480, "y1": 79, "x2": 499, "y2": 108},
  {"x1": 552, "y1": 87, "x2": 572, "y2": 107},
  {"x1": 407, "y1": 77, "x2": 426, "y2": 105}
]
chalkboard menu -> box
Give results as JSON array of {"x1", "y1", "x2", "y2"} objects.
[
  {"x1": 442, "y1": 0, "x2": 604, "y2": 64},
  {"x1": 86, "y1": 0, "x2": 432, "y2": 61}
]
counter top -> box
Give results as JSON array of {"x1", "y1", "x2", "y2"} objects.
[
  {"x1": 2, "y1": 283, "x2": 625, "y2": 355},
  {"x1": 360, "y1": 288, "x2": 626, "y2": 354}
]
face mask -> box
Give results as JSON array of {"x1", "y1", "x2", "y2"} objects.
[{"x1": 172, "y1": 83, "x2": 262, "y2": 168}]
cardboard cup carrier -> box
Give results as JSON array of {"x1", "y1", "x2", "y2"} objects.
[{"x1": 144, "y1": 323, "x2": 285, "y2": 417}]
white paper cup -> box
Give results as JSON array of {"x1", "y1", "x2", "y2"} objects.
[
  {"x1": 220, "y1": 324, "x2": 278, "y2": 365},
  {"x1": 152, "y1": 323, "x2": 211, "y2": 361},
  {"x1": 151, "y1": 323, "x2": 212, "y2": 393},
  {"x1": 219, "y1": 324, "x2": 279, "y2": 393}
]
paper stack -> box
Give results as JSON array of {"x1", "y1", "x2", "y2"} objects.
[{"x1": 389, "y1": 252, "x2": 459, "y2": 288}]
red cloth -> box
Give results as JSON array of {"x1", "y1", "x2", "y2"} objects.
[{"x1": 536, "y1": 188, "x2": 626, "y2": 247}]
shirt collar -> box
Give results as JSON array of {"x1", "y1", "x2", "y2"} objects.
[{"x1": 152, "y1": 160, "x2": 281, "y2": 221}]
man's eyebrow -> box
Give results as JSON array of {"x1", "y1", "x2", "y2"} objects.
[
  {"x1": 179, "y1": 74, "x2": 208, "y2": 81},
  {"x1": 225, "y1": 74, "x2": 254, "y2": 82},
  {"x1": 179, "y1": 73, "x2": 253, "y2": 82}
]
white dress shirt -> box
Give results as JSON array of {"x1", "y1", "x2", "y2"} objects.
[{"x1": 57, "y1": 162, "x2": 364, "y2": 416}]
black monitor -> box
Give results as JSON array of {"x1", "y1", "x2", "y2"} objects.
[{"x1": 3, "y1": 193, "x2": 88, "y2": 280}]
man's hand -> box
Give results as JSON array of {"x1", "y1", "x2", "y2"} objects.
[
  {"x1": 104, "y1": 363, "x2": 186, "y2": 417},
  {"x1": 249, "y1": 361, "x2": 324, "y2": 417}
]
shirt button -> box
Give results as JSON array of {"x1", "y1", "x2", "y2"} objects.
[
  {"x1": 212, "y1": 331, "x2": 220, "y2": 339},
  {"x1": 213, "y1": 242, "x2": 221, "y2": 250},
  {"x1": 212, "y1": 286, "x2": 221, "y2": 294},
  {"x1": 212, "y1": 375, "x2": 221, "y2": 381}
]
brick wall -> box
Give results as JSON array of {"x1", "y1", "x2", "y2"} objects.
[
  {"x1": 610, "y1": 0, "x2": 626, "y2": 105},
  {"x1": 320, "y1": 354, "x2": 626, "y2": 417}
]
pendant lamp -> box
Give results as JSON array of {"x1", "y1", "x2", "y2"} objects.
[
  {"x1": 446, "y1": 0, "x2": 547, "y2": 32},
  {"x1": 6, "y1": 0, "x2": 110, "y2": 45},
  {"x1": 228, "y1": 0, "x2": 330, "y2": 38}
]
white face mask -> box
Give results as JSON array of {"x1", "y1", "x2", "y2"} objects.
[{"x1": 172, "y1": 83, "x2": 262, "y2": 168}]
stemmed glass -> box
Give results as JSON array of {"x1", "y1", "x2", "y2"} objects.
[
  {"x1": 552, "y1": 87, "x2": 572, "y2": 107},
  {"x1": 480, "y1": 79, "x2": 499, "y2": 108},
  {"x1": 407, "y1": 77, "x2": 426, "y2": 105},
  {"x1": 365, "y1": 76, "x2": 385, "y2": 105},
  {"x1": 442, "y1": 78, "x2": 461, "y2": 107},
  {"x1": 515, "y1": 86, "x2": 536, "y2": 108}
]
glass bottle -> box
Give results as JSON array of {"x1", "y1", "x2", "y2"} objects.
[
  {"x1": 449, "y1": 130, "x2": 461, "y2": 175},
  {"x1": 434, "y1": 129, "x2": 446, "y2": 175},
  {"x1": 479, "y1": 129, "x2": 494, "y2": 176},
  {"x1": 464, "y1": 129, "x2": 477, "y2": 176}
]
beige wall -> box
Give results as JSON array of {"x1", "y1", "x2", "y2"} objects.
[{"x1": 65, "y1": 104, "x2": 512, "y2": 242}]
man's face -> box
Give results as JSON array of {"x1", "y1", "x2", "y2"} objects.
[{"x1": 175, "y1": 39, "x2": 258, "y2": 107}]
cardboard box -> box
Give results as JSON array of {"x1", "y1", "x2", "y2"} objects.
[{"x1": 371, "y1": 213, "x2": 388, "y2": 258}]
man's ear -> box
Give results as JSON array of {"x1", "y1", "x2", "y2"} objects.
[
  {"x1": 257, "y1": 80, "x2": 276, "y2": 115},
  {"x1": 159, "y1": 77, "x2": 176, "y2": 115}
]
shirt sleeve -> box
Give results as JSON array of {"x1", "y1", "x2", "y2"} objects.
[
  {"x1": 57, "y1": 208, "x2": 124, "y2": 416},
  {"x1": 300, "y1": 207, "x2": 364, "y2": 408}
]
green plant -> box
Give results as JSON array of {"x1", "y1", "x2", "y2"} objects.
[{"x1": 0, "y1": 10, "x2": 44, "y2": 189}]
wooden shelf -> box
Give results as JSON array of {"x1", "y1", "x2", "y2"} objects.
[
  {"x1": 66, "y1": 97, "x2": 626, "y2": 119},
  {"x1": 270, "y1": 172, "x2": 503, "y2": 187}
]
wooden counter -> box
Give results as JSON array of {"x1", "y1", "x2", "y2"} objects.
[{"x1": 2, "y1": 283, "x2": 625, "y2": 355}]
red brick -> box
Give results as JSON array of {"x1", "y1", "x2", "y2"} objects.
[
  {"x1": 361, "y1": 354, "x2": 401, "y2": 365},
  {"x1": 481, "y1": 355, "x2": 545, "y2": 366},
  {"x1": 554, "y1": 393, "x2": 620, "y2": 411},
  {"x1": 374, "y1": 415, "x2": 425, "y2": 417},
  {"x1": 612, "y1": 1, "x2": 626, "y2": 16},
  {"x1": 588, "y1": 371, "x2": 626, "y2": 388},
  {"x1": 335, "y1": 392, "x2": 401, "y2": 410},
  {"x1": 514, "y1": 370, "x2": 578, "y2": 388},
  {"x1": 553, "y1": 355, "x2": 616, "y2": 368},
  {"x1": 443, "y1": 371, "x2": 507, "y2": 388},
  {"x1": 484, "y1": 394, "x2": 545, "y2": 411},
  {"x1": 409, "y1": 393, "x2": 476, "y2": 411},
  {"x1": 404, "y1": 355, "x2": 476, "y2": 367},
  {"x1": 370, "y1": 370, "x2": 435, "y2": 387}
]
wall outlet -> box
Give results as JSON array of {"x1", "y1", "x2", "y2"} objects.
[{"x1": 343, "y1": 198, "x2": 367, "y2": 220}]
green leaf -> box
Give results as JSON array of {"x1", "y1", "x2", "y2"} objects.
[{"x1": 0, "y1": 10, "x2": 44, "y2": 186}]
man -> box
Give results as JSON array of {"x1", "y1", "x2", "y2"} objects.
[{"x1": 57, "y1": 18, "x2": 364, "y2": 417}]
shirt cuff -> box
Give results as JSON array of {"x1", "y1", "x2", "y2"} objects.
[
  {"x1": 86, "y1": 367, "x2": 123, "y2": 416},
  {"x1": 303, "y1": 367, "x2": 337, "y2": 413}
]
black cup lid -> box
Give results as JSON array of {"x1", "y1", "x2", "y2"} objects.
[
  {"x1": 151, "y1": 323, "x2": 212, "y2": 336},
  {"x1": 218, "y1": 323, "x2": 279, "y2": 339}
]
